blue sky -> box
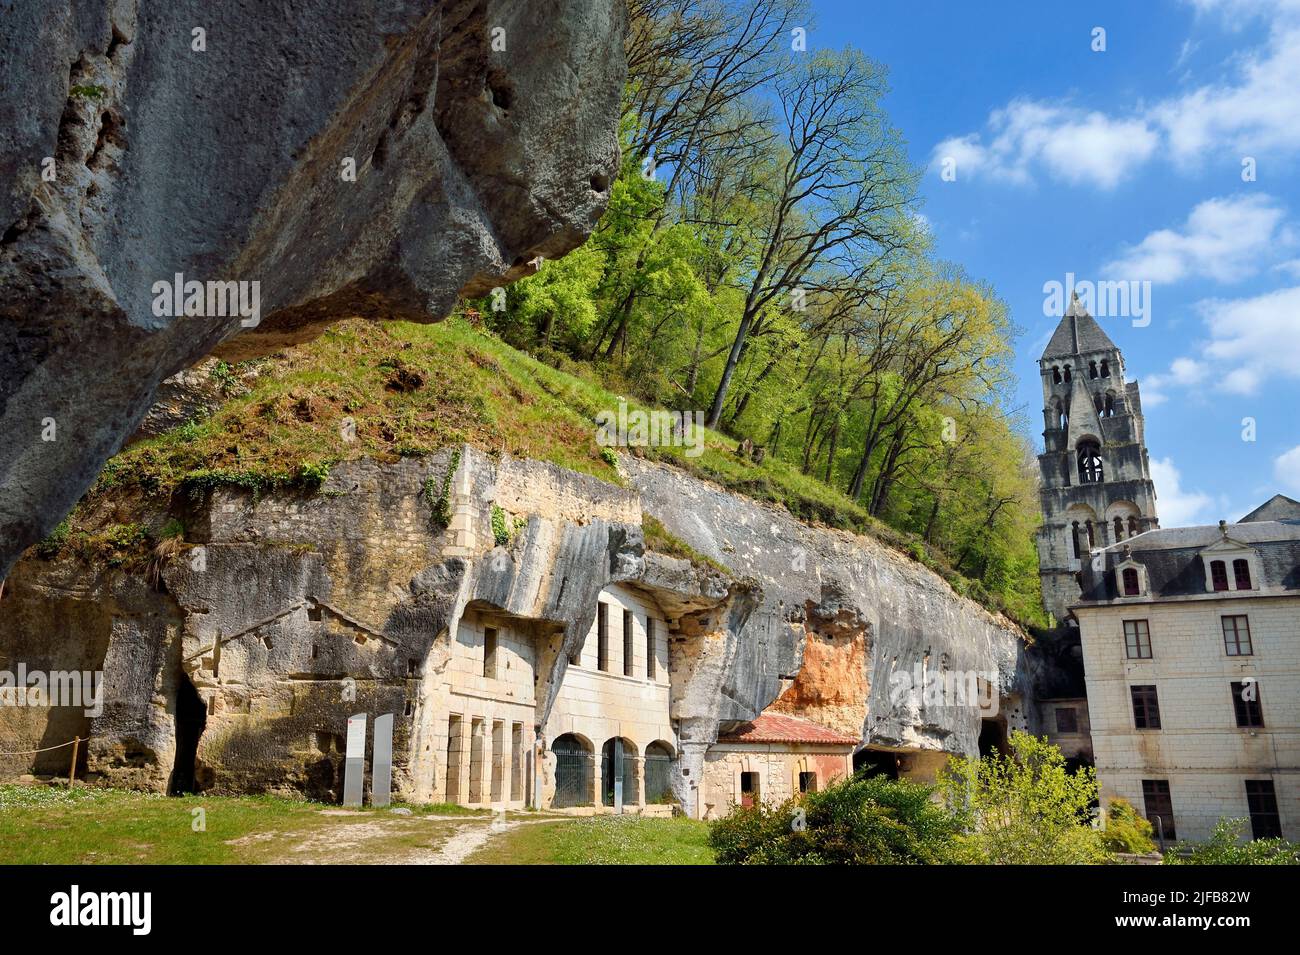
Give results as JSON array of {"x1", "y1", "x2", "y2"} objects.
[{"x1": 809, "y1": 0, "x2": 1300, "y2": 525}]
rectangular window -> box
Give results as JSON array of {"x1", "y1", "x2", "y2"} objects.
[
  {"x1": 1233, "y1": 559, "x2": 1252, "y2": 590},
  {"x1": 445, "y1": 715, "x2": 463, "y2": 803},
  {"x1": 798, "y1": 772, "x2": 817, "y2": 794},
  {"x1": 1245, "y1": 780, "x2": 1282, "y2": 839},
  {"x1": 597, "y1": 602, "x2": 609, "y2": 672},
  {"x1": 1131, "y1": 685, "x2": 1161, "y2": 729},
  {"x1": 1222, "y1": 615, "x2": 1253, "y2": 656},
  {"x1": 646, "y1": 617, "x2": 656, "y2": 680},
  {"x1": 740, "y1": 771, "x2": 759, "y2": 808},
  {"x1": 1141, "y1": 780, "x2": 1176, "y2": 841},
  {"x1": 1055, "y1": 707, "x2": 1079, "y2": 734},
  {"x1": 1124, "y1": 619, "x2": 1152, "y2": 659},
  {"x1": 490, "y1": 720, "x2": 504, "y2": 803},
  {"x1": 1231, "y1": 680, "x2": 1265, "y2": 728},
  {"x1": 1210, "y1": 560, "x2": 1229, "y2": 591},
  {"x1": 510, "y1": 723, "x2": 524, "y2": 802},
  {"x1": 483, "y1": 626, "x2": 498, "y2": 679},
  {"x1": 468, "y1": 718, "x2": 484, "y2": 803},
  {"x1": 623, "y1": 608, "x2": 635, "y2": 677}
]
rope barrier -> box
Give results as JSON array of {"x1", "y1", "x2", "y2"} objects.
[{"x1": 0, "y1": 737, "x2": 80, "y2": 757}]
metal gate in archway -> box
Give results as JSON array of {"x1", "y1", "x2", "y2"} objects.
[
  {"x1": 552, "y1": 734, "x2": 592, "y2": 808},
  {"x1": 601, "y1": 738, "x2": 637, "y2": 809},
  {"x1": 644, "y1": 742, "x2": 674, "y2": 804}
]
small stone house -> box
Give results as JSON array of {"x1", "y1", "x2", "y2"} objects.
[{"x1": 702, "y1": 712, "x2": 858, "y2": 819}]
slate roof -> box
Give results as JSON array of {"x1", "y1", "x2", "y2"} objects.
[
  {"x1": 1041, "y1": 296, "x2": 1118, "y2": 360},
  {"x1": 716, "y1": 712, "x2": 859, "y2": 746},
  {"x1": 1240, "y1": 494, "x2": 1300, "y2": 523}
]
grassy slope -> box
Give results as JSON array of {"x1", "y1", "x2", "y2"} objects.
[
  {"x1": 0, "y1": 785, "x2": 486, "y2": 864},
  {"x1": 467, "y1": 815, "x2": 714, "y2": 865},
  {"x1": 51, "y1": 315, "x2": 1013, "y2": 618}
]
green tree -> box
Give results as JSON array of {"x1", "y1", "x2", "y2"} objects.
[
  {"x1": 1164, "y1": 818, "x2": 1300, "y2": 865},
  {"x1": 937, "y1": 730, "x2": 1108, "y2": 864}
]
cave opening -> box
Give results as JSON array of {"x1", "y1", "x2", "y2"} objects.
[
  {"x1": 168, "y1": 671, "x2": 207, "y2": 795},
  {"x1": 853, "y1": 747, "x2": 899, "y2": 780},
  {"x1": 978, "y1": 718, "x2": 1009, "y2": 759}
]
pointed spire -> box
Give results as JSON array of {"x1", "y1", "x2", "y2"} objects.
[{"x1": 1041, "y1": 290, "x2": 1119, "y2": 361}]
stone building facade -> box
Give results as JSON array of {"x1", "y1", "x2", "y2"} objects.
[
  {"x1": 1035, "y1": 294, "x2": 1159, "y2": 625},
  {"x1": 703, "y1": 712, "x2": 857, "y2": 820},
  {"x1": 1073, "y1": 508, "x2": 1300, "y2": 842}
]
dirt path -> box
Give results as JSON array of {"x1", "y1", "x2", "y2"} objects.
[{"x1": 229, "y1": 810, "x2": 561, "y2": 864}]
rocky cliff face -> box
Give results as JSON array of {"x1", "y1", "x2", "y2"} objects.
[
  {"x1": 0, "y1": 444, "x2": 1028, "y2": 803},
  {"x1": 0, "y1": 0, "x2": 626, "y2": 578}
]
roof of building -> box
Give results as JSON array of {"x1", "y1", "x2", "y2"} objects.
[
  {"x1": 1041, "y1": 295, "x2": 1118, "y2": 360},
  {"x1": 1102, "y1": 518, "x2": 1300, "y2": 552},
  {"x1": 1240, "y1": 494, "x2": 1300, "y2": 523},
  {"x1": 716, "y1": 712, "x2": 860, "y2": 746}
]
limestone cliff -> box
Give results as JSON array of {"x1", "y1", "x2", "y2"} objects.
[
  {"x1": 0, "y1": 0, "x2": 626, "y2": 578},
  {"x1": 0, "y1": 444, "x2": 1028, "y2": 804}
]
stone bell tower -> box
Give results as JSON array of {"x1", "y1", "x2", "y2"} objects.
[{"x1": 1036, "y1": 293, "x2": 1159, "y2": 623}]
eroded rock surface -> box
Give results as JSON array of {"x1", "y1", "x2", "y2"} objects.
[
  {"x1": 0, "y1": 0, "x2": 626, "y2": 578},
  {"x1": 0, "y1": 445, "x2": 1028, "y2": 804}
]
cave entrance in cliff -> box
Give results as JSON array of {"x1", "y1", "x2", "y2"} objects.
[
  {"x1": 168, "y1": 672, "x2": 207, "y2": 796},
  {"x1": 979, "y1": 718, "x2": 1009, "y2": 759},
  {"x1": 853, "y1": 748, "x2": 899, "y2": 780}
]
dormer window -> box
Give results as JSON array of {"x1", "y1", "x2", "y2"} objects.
[
  {"x1": 1210, "y1": 560, "x2": 1229, "y2": 592},
  {"x1": 1233, "y1": 559, "x2": 1252, "y2": 590},
  {"x1": 1122, "y1": 568, "x2": 1140, "y2": 596}
]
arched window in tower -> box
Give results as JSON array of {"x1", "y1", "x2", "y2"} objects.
[
  {"x1": 1100, "y1": 359, "x2": 1110, "y2": 378},
  {"x1": 1052, "y1": 366, "x2": 1062, "y2": 384},
  {"x1": 1078, "y1": 441, "x2": 1104, "y2": 483},
  {"x1": 1070, "y1": 521, "x2": 1082, "y2": 559},
  {"x1": 1128, "y1": 516, "x2": 1138, "y2": 536},
  {"x1": 1094, "y1": 394, "x2": 1104, "y2": 414},
  {"x1": 1089, "y1": 360, "x2": 1098, "y2": 379},
  {"x1": 1086, "y1": 519, "x2": 1096, "y2": 548},
  {"x1": 1104, "y1": 393, "x2": 1115, "y2": 417},
  {"x1": 1114, "y1": 517, "x2": 1124, "y2": 541},
  {"x1": 1063, "y1": 365, "x2": 1072, "y2": 382}
]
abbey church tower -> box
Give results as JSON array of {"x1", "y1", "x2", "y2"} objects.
[{"x1": 1037, "y1": 293, "x2": 1159, "y2": 623}]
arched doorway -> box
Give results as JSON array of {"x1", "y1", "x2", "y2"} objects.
[
  {"x1": 644, "y1": 741, "x2": 674, "y2": 804},
  {"x1": 601, "y1": 737, "x2": 638, "y2": 809},
  {"x1": 551, "y1": 734, "x2": 593, "y2": 808}
]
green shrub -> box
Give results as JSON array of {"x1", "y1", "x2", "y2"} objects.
[
  {"x1": 1164, "y1": 818, "x2": 1300, "y2": 865},
  {"x1": 35, "y1": 519, "x2": 71, "y2": 559},
  {"x1": 491, "y1": 504, "x2": 511, "y2": 547},
  {"x1": 1101, "y1": 797, "x2": 1156, "y2": 854},
  {"x1": 937, "y1": 730, "x2": 1108, "y2": 864},
  {"x1": 709, "y1": 773, "x2": 959, "y2": 865}
]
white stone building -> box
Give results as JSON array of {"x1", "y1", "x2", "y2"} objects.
[
  {"x1": 1073, "y1": 497, "x2": 1300, "y2": 843},
  {"x1": 432, "y1": 582, "x2": 678, "y2": 813}
]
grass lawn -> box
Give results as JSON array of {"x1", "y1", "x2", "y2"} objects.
[
  {"x1": 0, "y1": 784, "x2": 487, "y2": 865},
  {"x1": 467, "y1": 815, "x2": 714, "y2": 865}
]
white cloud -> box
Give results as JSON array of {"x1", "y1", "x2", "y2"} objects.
[
  {"x1": 931, "y1": 100, "x2": 1158, "y2": 190},
  {"x1": 1274, "y1": 445, "x2": 1300, "y2": 496},
  {"x1": 1104, "y1": 195, "x2": 1292, "y2": 284},
  {"x1": 1151, "y1": 457, "x2": 1216, "y2": 526},
  {"x1": 1197, "y1": 286, "x2": 1300, "y2": 393},
  {"x1": 934, "y1": 2, "x2": 1300, "y2": 187}
]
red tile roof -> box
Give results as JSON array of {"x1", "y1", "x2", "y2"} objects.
[{"x1": 716, "y1": 712, "x2": 860, "y2": 746}]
